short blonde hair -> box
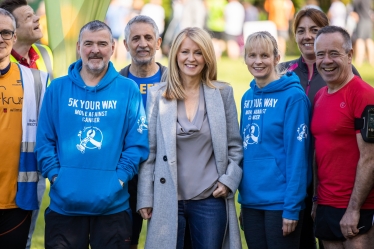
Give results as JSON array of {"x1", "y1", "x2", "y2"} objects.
[
  {"x1": 244, "y1": 31, "x2": 280, "y2": 73},
  {"x1": 244, "y1": 31, "x2": 279, "y2": 59},
  {"x1": 164, "y1": 27, "x2": 217, "y2": 100}
]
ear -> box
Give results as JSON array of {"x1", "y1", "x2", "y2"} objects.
[
  {"x1": 12, "y1": 32, "x2": 17, "y2": 44},
  {"x1": 111, "y1": 40, "x2": 115, "y2": 56},
  {"x1": 274, "y1": 54, "x2": 281, "y2": 65},
  {"x1": 123, "y1": 39, "x2": 129, "y2": 52},
  {"x1": 156, "y1": 37, "x2": 162, "y2": 50},
  {"x1": 347, "y1": 48, "x2": 353, "y2": 64},
  {"x1": 76, "y1": 41, "x2": 80, "y2": 55}
]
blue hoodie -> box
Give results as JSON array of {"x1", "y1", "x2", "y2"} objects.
[
  {"x1": 35, "y1": 60, "x2": 149, "y2": 216},
  {"x1": 238, "y1": 72, "x2": 311, "y2": 220}
]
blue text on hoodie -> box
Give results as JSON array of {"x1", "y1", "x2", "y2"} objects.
[
  {"x1": 35, "y1": 60, "x2": 149, "y2": 216},
  {"x1": 238, "y1": 72, "x2": 311, "y2": 220}
]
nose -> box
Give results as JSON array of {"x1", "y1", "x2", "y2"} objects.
[
  {"x1": 139, "y1": 37, "x2": 147, "y2": 47},
  {"x1": 304, "y1": 30, "x2": 312, "y2": 39},
  {"x1": 91, "y1": 43, "x2": 100, "y2": 53},
  {"x1": 33, "y1": 13, "x2": 40, "y2": 23},
  {"x1": 187, "y1": 52, "x2": 195, "y2": 61},
  {"x1": 254, "y1": 55, "x2": 262, "y2": 64},
  {"x1": 322, "y1": 54, "x2": 333, "y2": 64}
]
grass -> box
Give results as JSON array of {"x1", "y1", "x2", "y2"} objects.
[{"x1": 30, "y1": 57, "x2": 374, "y2": 249}]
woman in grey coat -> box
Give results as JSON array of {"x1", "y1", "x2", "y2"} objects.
[{"x1": 137, "y1": 27, "x2": 243, "y2": 249}]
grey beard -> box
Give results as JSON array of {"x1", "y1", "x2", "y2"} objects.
[
  {"x1": 133, "y1": 56, "x2": 154, "y2": 66},
  {"x1": 86, "y1": 64, "x2": 106, "y2": 76}
]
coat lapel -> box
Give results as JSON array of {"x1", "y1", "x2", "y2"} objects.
[{"x1": 204, "y1": 84, "x2": 226, "y2": 174}]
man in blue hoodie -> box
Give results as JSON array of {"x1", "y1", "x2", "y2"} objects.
[{"x1": 35, "y1": 20, "x2": 149, "y2": 249}]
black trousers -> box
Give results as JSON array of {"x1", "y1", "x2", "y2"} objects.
[
  {"x1": 299, "y1": 183, "x2": 318, "y2": 249},
  {"x1": 242, "y1": 208, "x2": 304, "y2": 249},
  {"x1": 128, "y1": 175, "x2": 143, "y2": 245},
  {"x1": 0, "y1": 208, "x2": 31, "y2": 249},
  {"x1": 44, "y1": 207, "x2": 132, "y2": 249}
]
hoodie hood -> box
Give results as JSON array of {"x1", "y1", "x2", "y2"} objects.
[
  {"x1": 249, "y1": 71, "x2": 303, "y2": 94},
  {"x1": 68, "y1": 59, "x2": 119, "y2": 91},
  {"x1": 246, "y1": 71, "x2": 303, "y2": 143}
]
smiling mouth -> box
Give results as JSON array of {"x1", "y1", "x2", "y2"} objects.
[
  {"x1": 137, "y1": 50, "x2": 149, "y2": 54},
  {"x1": 322, "y1": 67, "x2": 336, "y2": 72},
  {"x1": 303, "y1": 43, "x2": 313, "y2": 47},
  {"x1": 186, "y1": 64, "x2": 197, "y2": 68}
]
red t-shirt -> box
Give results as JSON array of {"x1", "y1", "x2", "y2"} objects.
[{"x1": 311, "y1": 76, "x2": 374, "y2": 209}]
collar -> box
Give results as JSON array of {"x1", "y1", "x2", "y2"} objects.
[
  {"x1": 0, "y1": 63, "x2": 11, "y2": 76},
  {"x1": 11, "y1": 46, "x2": 39, "y2": 69}
]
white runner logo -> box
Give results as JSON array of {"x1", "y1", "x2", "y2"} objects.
[
  {"x1": 77, "y1": 127, "x2": 103, "y2": 153},
  {"x1": 297, "y1": 124, "x2": 308, "y2": 142},
  {"x1": 243, "y1": 123, "x2": 260, "y2": 149},
  {"x1": 137, "y1": 116, "x2": 148, "y2": 134}
]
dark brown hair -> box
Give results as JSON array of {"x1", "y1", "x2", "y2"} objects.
[
  {"x1": 293, "y1": 8, "x2": 329, "y2": 35},
  {"x1": 0, "y1": 0, "x2": 27, "y2": 15}
]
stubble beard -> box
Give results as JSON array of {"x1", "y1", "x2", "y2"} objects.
[
  {"x1": 133, "y1": 55, "x2": 154, "y2": 66},
  {"x1": 86, "y1": 61, "x2": 107, "y2": 76}
]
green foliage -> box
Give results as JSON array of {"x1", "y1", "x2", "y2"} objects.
[
  {"x1": 27, "y1": 0, "x2": 43, "y2": 11},
  {"x1": 286, "y1": 37, "x2": 300, "y2": 56},
  {"x1": 142, "y1": 0, "x2": 172, "y2": 23},
  {"x1": 161, "y1": 0, "x2": 172, "y2": 23}
]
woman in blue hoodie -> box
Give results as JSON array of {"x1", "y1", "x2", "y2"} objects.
[{"x1": 239, "y1": 31, "x2": 311, "y2": 248}]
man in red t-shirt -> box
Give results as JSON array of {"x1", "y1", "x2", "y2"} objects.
[{"x1": 311, "y1": 26, "x2": 374, "y2": 249}]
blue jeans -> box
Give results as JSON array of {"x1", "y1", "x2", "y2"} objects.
[{"x1": 177, "y1": 195, "x2": 227, "y2": 249}]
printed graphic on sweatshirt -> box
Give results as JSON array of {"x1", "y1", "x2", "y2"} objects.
[
  {"x1": 76, "y1": 127, "x2": 103, "y2": 153},
  {"x1": 68, "y1": 98, "x2": 117, "y2": 123},
  {"x1": 137, "y1": 116, "x2": 147, "y2": 134},
  {"x1": 243, "y1": 123, "x2": 260, "y2": 149},
  {"x1": 243, "y1": 98, "x2": 278, "y2": 120},
  {"x1": 297, "y1": 124, "x2": 308, "y2": 142}
]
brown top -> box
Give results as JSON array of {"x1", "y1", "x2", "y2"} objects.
[{"x1": 176, "y1": 85, "x2": 218, "y2": 200}]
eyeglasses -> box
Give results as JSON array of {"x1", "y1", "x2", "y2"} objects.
[{"x1": 0, "y1": 30, "x2": 15, "y2": 40}]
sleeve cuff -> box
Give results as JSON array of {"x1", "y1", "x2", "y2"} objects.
[
  {"x1": 282, "y1": 209, "x2": 300, "y2": 221},
  {"x1": 47, "y1": 167, "x2": 60, "y2": 182},
  {"x1": 117, "y1": 170, "x2": 131, "y2": 185}
]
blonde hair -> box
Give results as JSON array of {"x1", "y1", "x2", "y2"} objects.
[
  {"x1": 244, "y1": 31, "x2": 279, "y2": 59},
  {"x1": 164, "y1": 27, "x2": 217, "y2": 100},
  {"x1": 244, "y1": 31, "x2": 280, "y2": 73}
]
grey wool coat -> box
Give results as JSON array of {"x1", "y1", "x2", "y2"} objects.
[{"x1": 137, "y1": 81, "x2": 243, "y2": 249}]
